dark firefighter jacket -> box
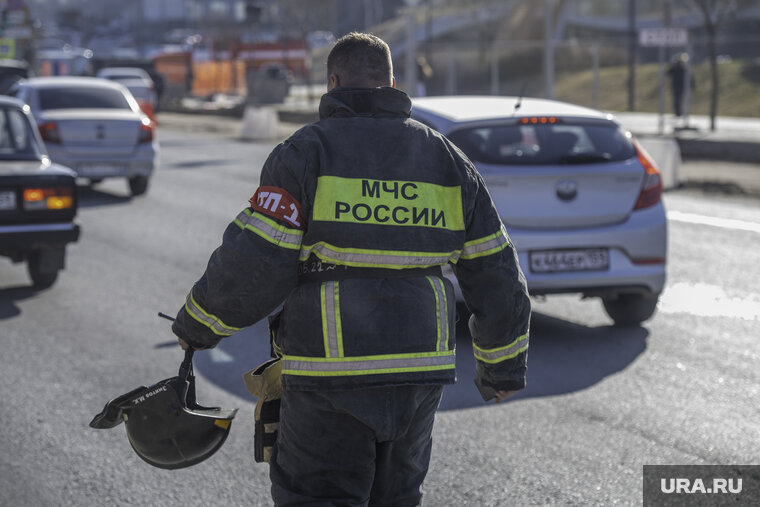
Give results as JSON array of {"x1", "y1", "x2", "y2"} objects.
[{"x1": 172, "y1": 86, "x2": 531, "y2": 394}]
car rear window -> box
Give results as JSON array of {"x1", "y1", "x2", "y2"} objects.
[
  {"x1": 448, "y1": 122, "x2": 635, "y2": 165},
  {"x1": 38, "y1": 86, "x2": 131, "y2": 110},
  {"x1": 0, "y1": 107, "x2": 42, "y2": 160}
]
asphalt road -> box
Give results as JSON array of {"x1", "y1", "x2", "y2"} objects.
[{"x1": 1, "y1": 127, "x2": 758, "y2": 506}]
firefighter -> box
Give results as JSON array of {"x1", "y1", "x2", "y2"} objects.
[{"x1": 172, "y1": 32, "x2": 531, "y2": 506}]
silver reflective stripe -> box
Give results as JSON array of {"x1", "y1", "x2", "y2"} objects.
[
  {"x1": 185, "y1": 293, "x2": 241, "y2": 337},
  {"x1": 322, "y1": 281, "x2": 343, "y2": 358},
  {"x1": 235, "y1": 210, "x2": 302, "y2": 250},
  {"x1": 281, "y1": 352, "x2": 456, "y2": 376},
  {"x1": 299, "y1": 242, "x2": 455, "y2": 268},
  {"x1": 426, "y1": 276, "x2": 450, "y2": 352},
  {"x1": 473, "y1": 332, "x2": 529, "y2": 364},
  {"x1": 461, "y1": 225, "x2": 510, "y2": 260}
]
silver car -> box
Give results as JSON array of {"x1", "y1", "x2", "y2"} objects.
[
  {"x1": 411, "y1": 96, "x2": 667, "y2": 326},
  {"x1": 12, "y1": 77, "x2": 157, "y2": 196}
]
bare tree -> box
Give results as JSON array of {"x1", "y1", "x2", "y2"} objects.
[{"x1": 686, "y1": 0, "x2": 745, "y2": 131}]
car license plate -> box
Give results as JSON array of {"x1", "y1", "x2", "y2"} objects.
[
  {"x1": 529, "y1": 248, "x2": 609, "y2": 273},
  {"x1": 0, "y1": 190, "x2": 16, "y2": 210},
  {"x1": 77, "y1": 164, "x2": 125, "y2": 176}
]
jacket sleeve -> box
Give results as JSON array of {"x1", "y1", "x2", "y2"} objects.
[
  {"x1": 172, "y1": 142, "x2": 307, "y2": 349},
  {"x1": 451, "y1": 168, "x2": 531, "y2": 399}
]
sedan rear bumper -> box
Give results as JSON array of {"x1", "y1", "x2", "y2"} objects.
[
  {"x1": 45, "y1": 145, "x2": 156, "y2": 180},
  {"x1": 0, "y1": 222, "x2": 81, "y2": 252}
]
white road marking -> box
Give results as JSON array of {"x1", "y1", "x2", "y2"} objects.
[
  {"x1": 658, "y1": 282, "x2": 760, "y2": 321},
  {"x1": 667, "y1": 210, "x2": 760, "y2": 234}
]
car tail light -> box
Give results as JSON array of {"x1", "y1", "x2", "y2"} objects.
[
  {"x1": 39, "y1": 122, "x2": 61, "y2": 144},
  {"x1": 138, "y1": 101, "x2": 157, "y2": 124},
  {"x1": 23, "y1": 187, "x2": 74, "y2": 210},
  {"x1": 139, "y1": 118, "x2": 154, "y2": 143},
  {"x1": 633, "y1": 141, "x2": 663, "y2": 210}
]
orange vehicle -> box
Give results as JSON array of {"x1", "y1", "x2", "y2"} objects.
[{"x1": 152, "y1": 40, "x2": 307, "y2": 99}]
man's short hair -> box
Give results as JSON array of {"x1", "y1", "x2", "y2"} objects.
[{"x1": 327, "y1": 32, "x2": 393, "y2": 88}]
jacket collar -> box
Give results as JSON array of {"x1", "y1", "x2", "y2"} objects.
[{"x1": 319, "y1": 87, "x2": 412, "y2": 119}]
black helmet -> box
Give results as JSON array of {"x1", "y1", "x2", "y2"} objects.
[{"x1": 90, "y1": 349, "x2": 237, "y2": 470}]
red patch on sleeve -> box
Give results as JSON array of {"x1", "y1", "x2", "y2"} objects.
[{"x1": 249, "y1": 186, "x2": 305, "y2": 229}]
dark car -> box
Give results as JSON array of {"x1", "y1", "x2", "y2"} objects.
[{"x1": 0, "y1": 96, "x2": 80, "y2": 288}]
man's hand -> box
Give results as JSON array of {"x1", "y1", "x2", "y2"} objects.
[
  {"x1": 178, "y1": 338, "x2": 192, "y2": 351},
  {"x1": 494, "y1": 390, "x2": 519, "y2": 403}
]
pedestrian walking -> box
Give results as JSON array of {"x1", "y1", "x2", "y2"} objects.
[{"x1": 172, "y1": 32, "x2": 531, "y2": 506}]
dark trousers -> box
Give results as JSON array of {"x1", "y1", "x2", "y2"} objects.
[
  {"x1": 269, "y1": 384, "x2": 444, "y2": 507},
  {"x1": 672, "y1": 89, "x2": 684, "y2": 117}
]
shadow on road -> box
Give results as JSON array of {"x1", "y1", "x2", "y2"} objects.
[
  {"x1": 164, "y1": 158, "x2": 240, "y2": 170},
  {"x1": 177, "y1": 311, "x2": 648, "y2": 412},
  {"x1": 76, "y1": 185, "x2": 133, "y2": 208},
  {"x1": 0, "y1": 285, "x2": 40, "y2": 320},
  {"x1": 442, "y1": 312, "x2": 648, "y2": 410},
  {"x1": 680, "y1": 180, "x2": 759, "y2": 199}
]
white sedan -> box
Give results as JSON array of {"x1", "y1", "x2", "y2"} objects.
[
  {"x1": 412, "y1": 96, "x2": 667, "y2": 326},
  {"x1": 11, "y1": 76, "x2": 158, "y2": 196}
]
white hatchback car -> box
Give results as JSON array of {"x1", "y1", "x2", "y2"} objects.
[
  {"x1": 12, "y1": 77, "x2": 157, "y2": 196},
  {"x1": 96, "y1": 67, "x2": 157, "y2": 108},
  {"x1": 412, "y1": 96, "x2": 667, "y2": 326}
]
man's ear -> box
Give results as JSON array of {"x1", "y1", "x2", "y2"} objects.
[{"x1": 328, "y1": 74, "x2": 340, "y2": 90}]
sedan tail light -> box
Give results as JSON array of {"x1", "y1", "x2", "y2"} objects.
[
  {"x1": 38, "y1": 122, "x2": 61, "y2": 144},
  {"x1": 139, "y1": 118, "x2": 154, "y2": 143},
  {"x1": 23, "y1": 187, "x2": 74, "y2": 210},
  {"x1": 633, "y1": 141, "x2": 663, "y2": 210}
]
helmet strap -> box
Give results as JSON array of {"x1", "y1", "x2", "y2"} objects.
[
  {"x1": 179, "y1": 348, "x2": 195, "y2": 379},
  {"x1": 178, "y1": 348, "x2": 198, "y2": 408}
]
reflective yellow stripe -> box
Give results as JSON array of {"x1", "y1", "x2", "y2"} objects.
[
  {"x1": 184, "y1": 292, "x2": 242, "y2": 337},
  {"x1": 281, "y1": 350, "x2": 456, "y2": 377},
  {"x1": 313, "y1": 176, "x2": 464, "y2": 231},
  {"x1": 333, "y1": 283, "x2": 343, "y2": 356},
  {"x1": 473, "y1": 332, "x2": 529, "y2": 364},
  {"x1": 461, "y1": 225, "x2": 510, "y2": 260},
  {"x1": 234, "y1": 209, "x2": 303, "y2": 250},
  {"x1": 426, "y1": 276, "x2": 449, "y2": 352},
  {"x1": 320, "y1": 281, "x2": 344, "y2": 358},
  {"x1": 299, "y1": 241, "x2": 460, "y2": 269}
]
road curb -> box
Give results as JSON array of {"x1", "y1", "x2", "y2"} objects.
[{"x1": 676, "y1": 138, "x2": 760, "y2": 163}]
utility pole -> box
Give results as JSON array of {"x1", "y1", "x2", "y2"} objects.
[
  {"x1": 544, "y1": 0, "x2": 554, "y2": 99},
  {"x1": 404, "y1": 0, "x2": 419, "y2": 97},
  {"x1": 627, "y1": 0, "x2": 637, "y2": 111},
  {"x1": 364, "y1": 0, "x2": 373, "y2": 30}
]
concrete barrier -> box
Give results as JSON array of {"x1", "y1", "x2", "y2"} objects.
[
  {"x1": 637, "y1": 136, "x2": 682, "y2": 190},
  {"x1": 240, "y1": 106, "x2": 280, "y2": 140}
]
